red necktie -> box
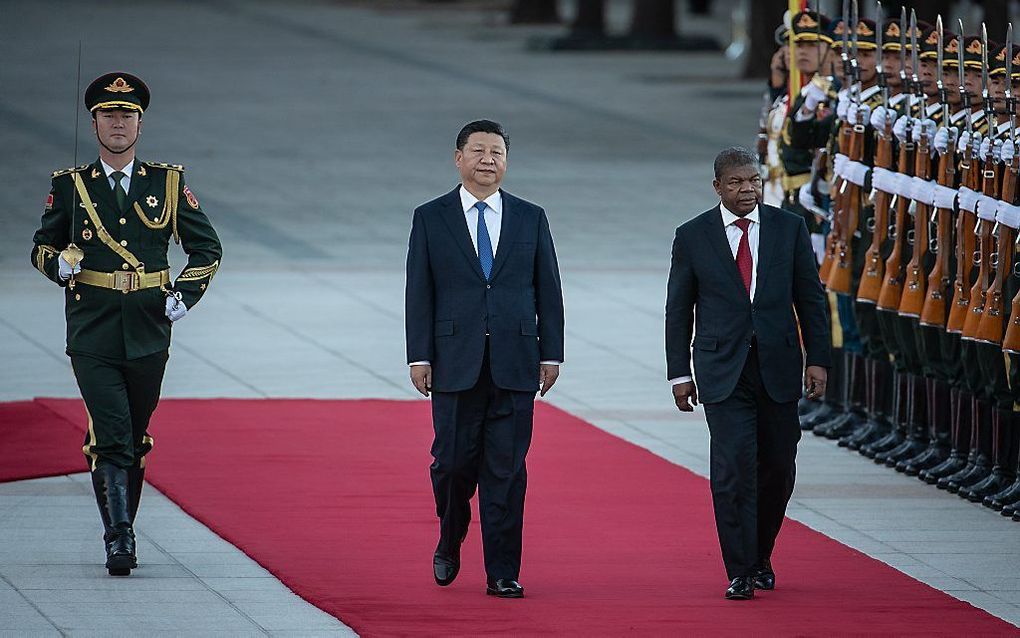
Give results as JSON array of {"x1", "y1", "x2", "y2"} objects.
[{"x1": 733, "y1": 217, "x2": 753, "y2": 296}]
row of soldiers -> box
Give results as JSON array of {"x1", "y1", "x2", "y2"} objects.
[{"x1": 761, "y1": 6, "x2": 1020, "y2": 521}]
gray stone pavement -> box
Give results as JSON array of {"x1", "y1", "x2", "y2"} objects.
[{"x1": 1, "y1": 0, "x2": 1018, "y2": 633}]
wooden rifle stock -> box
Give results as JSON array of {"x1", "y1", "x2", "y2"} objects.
[
  {"x1": 827, "y1": 115, "x2": 866, "y2": 294},
  {"x1": 1002, "y1": 269, "x2": 1020, "y2": 352},
  {"x1": 919, "y1": 135, "x2": 957, "y2": 326},
  {"x1": 947, "y1": 149, "x2": 980, "y2": 333},
  {"x1": 976, "y1": 155, "x2": 1019, "y2": 344},
  {"x1": 857, "y1": 120, "x2": 896, "y2": 304},
  {"x1": 961, "y1": 158, "x2": 1000, "y2": 340},
  {"x1": 820, "y1": 121, "x2": 852, "y2": 283},
  {"x1": 877, "y1": 131, "x2": 916, "y2": 310},
  {"x1": 898, "y1": 128, "x2": 933, "y2": 317}
]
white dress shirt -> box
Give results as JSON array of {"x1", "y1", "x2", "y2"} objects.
[
  {"x1": 100, "y1": 158, "x2": 135, "y2": 194},
  {"x1": 670, "y1": 203, "x2": 760, "y2": 386},
  {"x1": 409, "y1": 186, "x2": 559, "y2": 368}
]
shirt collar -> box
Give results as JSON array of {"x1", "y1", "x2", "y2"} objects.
[
  {"x1": 998, "y1": 119, "x2": 1012, "y2": 135},
  {"x1": 459, "y1": 186, "x2": 502, "y2": 214},
  {"x1": 720, "y1": 202, "x2": 760, "y2": 226},
  {"x1": 100, "y1": 158, "x2": 134, "y2": 179}
]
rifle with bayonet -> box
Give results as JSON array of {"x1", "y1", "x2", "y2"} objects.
[
  {"x1": 962, "y1": 23, "x2": 1000, "y2": 340},
  {"x1": 921, "y1": 15, "x2": 957, "y2": 326},
  {"x1": 948, "y1": 19, "x2": 980, "y2": 333},
  {"x1": 878, "y1": 6, "x2": 917, "y2": 311},
  {"x1": 828, "y1": 0, "x2": 864, "y2": 295},
  {"x1": 858, "y1": 0, "x2": 895, "y2": 304},
  {"x1": 977, "y1": 25, "x2": 1018, "y2": 344},
  {"x1": 900, "y1": 9, "x2": 932, "y2": 317}
]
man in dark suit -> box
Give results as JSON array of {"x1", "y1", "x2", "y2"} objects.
[
  {"x1": 665, "y1": 147, "x2": 830, "y2": 600},
  {"x1": 405, "y1": 120, "x2": 564, "y2": 599}
]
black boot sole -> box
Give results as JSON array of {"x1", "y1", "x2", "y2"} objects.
[{"x1": 106, "y1": 554, "x2": 134, "y2": 576}]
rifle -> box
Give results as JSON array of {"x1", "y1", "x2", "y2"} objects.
[
  {"x1": 899, "y1": 10, "x2": 931, "y2": 317},
  {"x1": 977, "y1": 26, "x2": 1018, "y2": 344},
  {"x1": 948, "y1": 19, "x2": 980, "y2": 333},
  {"x1": 921, "y1": 16, "x2": 956, "y2": 326},
  {"x1": 962, "y1": 24, "x2": 1000, "y2": 340},
  {"x1": 828, "y1": 0, "x2": 863, "y2": 295}
]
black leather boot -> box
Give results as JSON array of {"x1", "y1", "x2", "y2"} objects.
[
  {"x1": 802, "y1": 347, "x2": 844, "y2": 431},
  {"x1": 127, "y1": 464, "x2": 145, "y2": 524},
  {"x1": 900, "y1": 378, "x2": 951, "y2": 475},
  {"x1": 988, "y1": 413, "x2": 1020, "y2": 511},
  {"x1": 818, "y1": 351, "x2": 867, "y2": 439},
  {"x1": 942, "y1": 397, "x2": 993, "y2": 493},
  {"x1": 862, "y1": 369, "x2": 907, "y2": 458},
  {"x1": 91, "y1": 462, "x2": 136, "y2": 576},
  {"x1": 842, "y1": 357, "x2": 892, "y2": 449},
  {"x1": 878, "y1": 373, "x2": 928, "y2": 466},
  {"x1": 922, "y1": 389, "x2": 972, "y2": 484},
  {"x1": 964, "y1": 409, "x2": 1018, "y2": 503}
]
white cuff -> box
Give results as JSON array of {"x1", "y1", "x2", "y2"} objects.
[
  {"x1": 977, "y1": 194, "x2": 999, "y2": 221},
  {"x1": 670, "y1": 376, "x2": 693, "y2": 385},
  {"x1": 958, "y1": 186, "x2": 980, "y2": 213},
  {"x1": 996, "y1": 200, "x2": 1020, "y2": 229},
  {"x1": 933, "y1": 184, "x2": 958, "y2": 209},
  {"x1": 408, "y1": 361, "x2": 431, "y2": 367},
  {"x1": 540, "y1": 361, "x2": 561, "y2": 365}
]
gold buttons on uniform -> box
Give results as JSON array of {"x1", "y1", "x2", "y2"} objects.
[
  {"x1": 119, "y1": 218, "x2": 126, "y2": 225},
  {"x1": 152, "y1": 217, "x2": 159, "y2": 222},
  {"x1": 75, "y1": 294, "x2": 81, "y2": 301},
  {"x1": 83, "y1": 219, "x2": 89, "y2": 225},
  {"x1": 122, "y1": 263, "x2": 130, "y2": 270},
  {"x1": 120, "y1": 240, "x2": 128, "y2": 246}
]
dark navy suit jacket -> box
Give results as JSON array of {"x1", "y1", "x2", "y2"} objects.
[
  {"x1": 405, "y1": 187, "x2": 565, "y2": 393},
  {"x1": 665, "y1": 204, "x2": 831, "y2": 404}
]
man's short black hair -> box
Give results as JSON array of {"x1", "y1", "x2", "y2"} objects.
[
  {"x1": 713, "y1": 146, "x2": 758, "y2": 180},
  {"x1": 456, "y1": 119, "x2": 509, "y2": 151}
]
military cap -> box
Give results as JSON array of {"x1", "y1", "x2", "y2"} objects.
[
  {"x1": 791, "y1": 11, "x2": 833, "y2": 44},
  {"x1": 1011, "y1": 46, "x2": 1020, "y2": 80},
  {"x1": 852, "y1": 19, "x2": 879, "y2": 50},
  {"x1": 919, "y1": 26, "x2": 955, "y2": 60},
  {"x1": 990, "y1": 44, "x2": 1020, "y2": 77},
  {"x1": 84, "y1": 72, "x2": 150, "y2": 114},
  {"x1": 884, "y1": 19, "x2": 931, "y2": 52},
  {"x1": 942, "y1": 32, "x2": 962, "y2": 67},
  {"x1": 961, "y1": 35, "x2": 992, "y2": 70}
]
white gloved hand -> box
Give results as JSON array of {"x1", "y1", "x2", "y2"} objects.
[
  {"x1": 980, "y1": 137, "x2": 992, "y2": 161},
  {"x1": 802, "y1": 81, "x2": 828, "y2": 113},
  {"x1": 1001, "y1": 138, "x2": 1016, "y2": 165},
  {"x1": 846, "y1": 161, "x2": 871, "y2": 186},
  {"x1": 798, "y1": 184, "x2": 816, "y2": 211},
  {"x1": 997, "y1": 200, "x2": 1020, "y2": 229},
  {"x1": 836, "y1": 93, "x2": 850, "y2": 121},
  {"x1": 959, "y1": 130, "x2": 972, "y2": 154},
  {"x1": 972, "y1": 132, "x2": 984, "y2": 159},
  {"x1": 855, "y1": 104, "x2": 872, "y2": 127},
  {"x1": 933, "y1": 126, "x2": 958, "y2": 155},
  {"x1": 165, "y1": 296, "x2": 188, "y2": 322},
  {"x1": 917, "y1": 119, "x2": 936, "y2": 147},
  {"x1": 893, "y1": 115, "x2": 910, "y2": 142},
  {"x1": 833, "y1": 153, "x2": 849, "y2": 179},
  {"x1": 58, "y1": 255, "x2": 82, "y2": 281},
  {"x1": 933, "y1": 184, "x2": 958, "y2": 209},
  {"x1": 958, "y1": 186, "x2": 980, "y2": 212}
]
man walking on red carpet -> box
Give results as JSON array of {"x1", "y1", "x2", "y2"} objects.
[
  {"x1": 665, "y1": 147, "x2": 830, "y2": 600},
  {"x1": 405, "y1": 119, "x2": 565, "y2": 598}
]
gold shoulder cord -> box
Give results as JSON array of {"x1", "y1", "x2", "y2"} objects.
[
  {"x1": 72, "y1": 173, "x2": 145, "y2": 271},
  {"x1": 132, "y1": 170, "x2": 180, "y2": 232}
]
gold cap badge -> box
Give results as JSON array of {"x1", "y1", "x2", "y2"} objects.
[
  {"x1": 797, "y1": 13, "x2": 818, "y2": 29},
  {"x1": 856, "y1": 22, "x2": 875, "y2": 37},
  {"x1": 966, "y1": 39, "x2": 983, "y2": 54},
  {"x1": 104, "y1": 77, "x2": 134, "y2": 93},
  {"x1": 886, "y1": 23, "x2": 900, "y2": 38}
]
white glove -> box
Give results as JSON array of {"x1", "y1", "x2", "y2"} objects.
[
  {"x1": 895, "y1": 172, "x2": 914, "y2": 199},
  {"x1": 855, "y1": 104, "x2": 872, "y2": 127},
  {"x1": 802, "y1": 81, "x2": 828, "y2": 113},
  {"x1": 833, "y1": 153, "x2": 849, "y2": 179},
  {"x1": 910, "y1": 176, "x2": 935, "y2": 205},
  {"x1": 836, "y1": 93, "x2": 850, "y2": 121},
  {"x1": 977, "y1": 194, "x2": 999, "y2": 221},
  {"x1": 933, "y1": 184, "x2": 958, "y2": 209},
  {"x1": 959, "y1": 130, "x2": 972, "y2": 154},
  {"x1": 872, "y1": 167, "x2": 894, "y2": 193},
  {"x1": 846, "y1": 161, "x2": 871, "y2": 186},
  {"x1": 933, "y1": 126, "x2": 958, "y2": 155},
  {"x1": 165, "y1": 296, "x2": 188, "y2": 322},
  {"x1": 997, "y1": 200, "x2": 1020, "y2": 229},
  {"x1": 958, "y1": 186, "x2": 980, "y2": 212},
  {"x1": 1002, "y1": 138, "x2": 1016, "y2": 165},
  {"x1": 870, "y1": 106, "x2": 896, "y2": 131},
  {"x1": 971, "y1": 132, "x2": 984, "y2": 159},
  {"x1": 917, "y1": 119, "x2": 936, "y2": 147},
  {"x1": 893, "y1": 115, "x2": 910, "y2": 142},
  {"x1": 798, "y1": 184, "x2": 816, "y2": 211},
  {"x1": 980, "y1": 137, "x2": 992, "y2": 161},
  {"x1": 58, "y1": 254, "x2": 82, "y2": 281}
]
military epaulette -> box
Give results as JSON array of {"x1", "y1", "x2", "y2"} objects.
[
  {"x1": 51, "y1": 164, "x2": 90, "y2": 178},
  {"x1": 144, "y1": 161, "x2": 185, "y2": 172}
]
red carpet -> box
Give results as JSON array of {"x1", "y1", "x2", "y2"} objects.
[
  {"x1": 0, "y1": 401, "x2": 85, "y2": 482},
  {"x1": 6, "y1": 398, "x2": 1018, "y2": 636}
]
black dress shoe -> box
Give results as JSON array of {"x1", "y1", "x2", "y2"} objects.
[
  {"x1": 752, "y1": 560, "x2": 775, "y2": 590},
  {"x1": 433, "y1": 552, "x2": 460, "y2": 587},
  {"x1": 486, "y1": 578, "x2": 524, "y2": 598},
  {"x1": 725, "y1": 576, "x2": 754, "y2": 600}
]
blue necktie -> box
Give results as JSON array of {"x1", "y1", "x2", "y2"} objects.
[{"x1": 475, "y1": 201, "x2": 494, "y2": 279}]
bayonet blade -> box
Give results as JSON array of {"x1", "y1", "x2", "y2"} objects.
[
  {"x1": 982, "y1": 22, "x2": 994, "y2": 139},
  {"x1": 960, "y1": 18, "x2": 972, "y2": 134},
  {"x1": 1008, "y1": 23, "x2": 1016, "y2": 145},
  {"x1": 910, "y1": 9, "x2": 920, "y2": 95},
  {"x1": 937, "y1": 15, "x2": 949, "y2": 125}
]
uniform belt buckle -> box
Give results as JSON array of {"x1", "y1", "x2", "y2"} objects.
[{"x1": 113, "y1": 271, "x2": 139, "y2": 293}]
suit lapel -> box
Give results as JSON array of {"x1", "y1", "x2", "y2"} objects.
[
  {"x1": 437, "y1": 187, "x2": 487, "y2": 281},
  {"x1": 86, "y1": 158, "x2": 119, "y2": 218},
  {"x1": 126, "y1": 159, "x2": 151, "y2": 210},
  {"x1": 753, "y1": 205, "x2": 779, "y2": 305},
  {"x1": 488, "y1": 190, "x2": 522, "y2": 281},
  {"x1": 705, "y1": 205, "x2": 750, "y2": 302}
]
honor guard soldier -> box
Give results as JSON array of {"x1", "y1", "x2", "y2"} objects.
[{"x1": 30, "y1": 72, "x2": 222, "y2": 575}]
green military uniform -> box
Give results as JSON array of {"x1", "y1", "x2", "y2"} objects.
[{"x1": 30, "y1": 72, "x2": 222, "y2": 576}]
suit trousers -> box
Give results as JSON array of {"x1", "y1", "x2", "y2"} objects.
[
  {"x1": 429, "y1": 343, "x2": 535, "y2": 580},
  {"x1": 702, "y1": 342, "x2": 801, "y2": 580},
  {"x1": 70, "y1": 350, "x2": 169, "y2": 471}
]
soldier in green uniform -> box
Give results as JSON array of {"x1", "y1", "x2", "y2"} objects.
[{"x1": 30, "y1": 72, "x2": 222, "y2": 576}]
